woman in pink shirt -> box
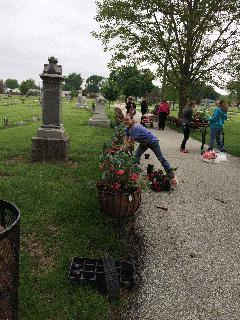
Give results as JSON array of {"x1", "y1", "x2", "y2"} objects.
[{"x1": 158, "y1": 100, "x2": 170, "y2": 130}]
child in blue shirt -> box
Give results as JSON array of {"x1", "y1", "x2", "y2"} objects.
[
  {"x1": 124, "y1": 115, "x2": 174, "y2": 177},
  {"x1": 208, "y1": 100, "x2": 228, "y2": 152}
]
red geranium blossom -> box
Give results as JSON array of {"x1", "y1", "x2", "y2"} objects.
[
  {"x1": 111, "y1": 183, "x2": 121, "y2": 190},
  {"x1": 115, "y1": 170, "x2": 125, "y2": 175},
  {"x1": 130, "y1": 173, "x2": 140, "y2": 181}
]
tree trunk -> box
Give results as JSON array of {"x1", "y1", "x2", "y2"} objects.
[
  {"x1": 178, "y1": 84, "x2": 188, "y2": 118},
  {"x1": 161, "y1": 54, "x2": 168, "y2": 101}
]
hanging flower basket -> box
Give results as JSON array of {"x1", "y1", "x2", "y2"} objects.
[{"x1": 98, "y1": 188, "x2": 141, "y2": 219}]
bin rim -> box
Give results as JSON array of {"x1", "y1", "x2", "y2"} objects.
[{"x1": 0, "y1": 199, "x2": 20, "y2": 240}]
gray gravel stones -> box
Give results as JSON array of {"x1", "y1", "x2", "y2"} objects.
[{"x1": 126, "y1": 125, "x2": 240, "y2": 320}]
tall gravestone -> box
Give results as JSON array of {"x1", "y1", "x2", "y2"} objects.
[
  {"x1": 31, "y1": 57, "x2": 69, "y2": 161},
  {"x1": 88, "y1": 96, "x2": 110, "y2": 128}
]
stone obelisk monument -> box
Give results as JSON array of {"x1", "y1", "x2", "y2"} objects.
[{"x1": 31, "y1": 57, "x2": 69, "y2": 161}]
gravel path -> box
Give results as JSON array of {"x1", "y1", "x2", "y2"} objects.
[{"x1": 124, "y1": 115, "x2": 240, "y2": 320}]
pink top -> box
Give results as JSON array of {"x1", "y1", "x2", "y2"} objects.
[{"x1": 158, "y1": 102, "x2": 170, "y2": 114}]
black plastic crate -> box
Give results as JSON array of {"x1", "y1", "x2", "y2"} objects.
[{"x1": 69, "y1": 257, "x2": 135, "y2": 289}]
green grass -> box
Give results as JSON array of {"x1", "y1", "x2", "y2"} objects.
[
  {"x1": 169, "y1": 107, "x2": 240, "y2": 156},
  {"x1": 0, "y1": 98, "x2": 123, "y2": 319},
  {"x1": 0, "y1": 95, "x2": 41, "y2": 128}
]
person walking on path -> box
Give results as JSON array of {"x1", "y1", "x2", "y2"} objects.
[
  {"x1": 125, "y1": 97, "x2": 136, "y2": 117},
  {"x1": 140, "y1": 96, "x2": 148, "y2": 125},
  {"x1": 208, "y1": 100, "x2": 228, "y2": 152},
  {"x1": 180, "y1": 101, "x2": 196, "y2": 153},
  {"x1": 158, "y1": 100, "x2": 170, "y2": 130},
  {"x1": 141, "y1": 97, "x2": 148, "y2": 115},
  {"x1": 124, "y1": 114, "x2": 175, "y2": 179}
]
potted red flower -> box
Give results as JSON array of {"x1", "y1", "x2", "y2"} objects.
[{"x1": 97, "y1": 149, "x2": 143, "y2": 218}]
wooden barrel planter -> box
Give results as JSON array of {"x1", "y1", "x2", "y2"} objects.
[{"x1": 98, "y1": 188, "x2": 141, "y2": 219}]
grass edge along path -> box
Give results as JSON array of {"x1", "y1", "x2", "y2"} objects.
[{"x1": 0, "y1": 101, "x2": 124, "y2": 319}]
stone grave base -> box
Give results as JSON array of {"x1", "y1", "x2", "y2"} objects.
[
  {"x1": 88, "y1": 118, "x2": 110, "y2": 128},
  {"x1": 31, "y1": 137, "x2": 70, "y2": 162}
]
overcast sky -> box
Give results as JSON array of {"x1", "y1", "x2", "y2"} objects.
[{"x1": 0, "y1": 0, "x2": 110, "y2": 85}]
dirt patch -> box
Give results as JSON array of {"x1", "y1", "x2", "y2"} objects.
[
  {"x1": 46, "y1": 225, "x2": 60, "y2": 237},
  {"x1": 22, "y1": 232, "x2": 56, "y2": 272},
  {"x1": 5, "y1": 155, "x2": 26, "y2": 164},
  {"x1": 0, "y1": 172, "x2": 13, "y2": 178},
  {"x1": 65, "y1": 160, "x2": 80, "y2": 168}
]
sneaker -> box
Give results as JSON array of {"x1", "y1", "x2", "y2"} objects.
[{"x1": 180, "y1": 148, "x2": 189, "y2": 153}]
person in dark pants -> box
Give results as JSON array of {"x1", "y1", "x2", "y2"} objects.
[
  {"x1": 125, "y1": 97, "x2": 136, "y2": 115},
  {"x1": 141, "y1": 97, "x2": 148, "y2": 115},
  {"x1": 157, "y1": 100, "x2": 170, "y2": 130},
  {"x1": 180, "y1": 101, "x2": 196, "y2": 153},
  {"x1": 124, "y1": 115, "x2": 175, "y2": 182},
  {"x1": 140, "y1": 97, "x2": 148, "y2": 124}
]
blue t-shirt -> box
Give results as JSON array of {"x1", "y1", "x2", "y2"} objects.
[{"x1": 125, "y1": 124, "x2": 158, "y2": 145}]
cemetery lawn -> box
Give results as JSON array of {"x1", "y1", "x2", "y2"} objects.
[
  {"x1": 0, "y1": 95, "x2": 41, "y2": 127},
  {"x1": 0, "y1": 99, "x2": 122, "y2": 319},
  {"x1": 169, "y1": 108, "x2": 240, "y2": 156}
]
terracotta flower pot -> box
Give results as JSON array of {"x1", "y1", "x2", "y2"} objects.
[{"x1": 98, "y1": 188, "x2": 141, "y2": 219}]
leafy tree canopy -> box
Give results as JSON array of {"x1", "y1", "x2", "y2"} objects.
[
  {"x1": 86, "y1": 75, "x2": 105, "y2": 93},
  {"x1": 0, "y1": 79, "x2": 5, "y2": 94},
  {"x1": 109, "y1": 65, "x2": 154, "y2": 98},
  {"x1": 226, "y1": 45, "x2": 240, "y2": 107},
  {"x1": 95, "y1": 0, "x2": 240, "y2": 114},
  {"x1": 5, "y1": 79, "x2": 19, "y2": 89},
  {"x1": 19, "y1": 79, "x2": 37, "y2": 94},
  {"x1": 101, "y1": 79, "x2": 120, "y2": 103},
  {"x1": 63, "y1": 73, "x2": 83, "y2": 91}
]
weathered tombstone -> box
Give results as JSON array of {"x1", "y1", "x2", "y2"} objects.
[
  {"x1": 76, "y1": 89, "x2": 87, "y2": 108},
  {"x1": 88, "y1": 95, "x2": 110, "y2": 128},
  {"x1": 31, "y1": 57, "x2": 70, "y2": 161}
]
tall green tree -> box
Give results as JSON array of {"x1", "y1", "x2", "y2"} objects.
[
  {"x1": 226, "y1": 45, "x2": 240, "y2": 107},
  {"x1": 62, "y1": 73, "x2": 83, "y2": 91},
  {"x1": 0, "y1": 79, "x2": 5, "y2": 94},
  {"x1": 101, "y1": 79, "x2": 120, "y2": 105},
  {"x1": 95, "y1": 0, "x2": 240, "y2": 116},
  {"x1": 109, "y1": 65, "x2": 154, "y2": 98},
  {"x1": 19, "y1": 79, "x2": 37, "y2": 94},
  {"x1": 86, "y1": 75, "x2": 105, "y2": 93},
  {"x1": 5, "y1": 79, "x2": 19, "y2": 89}
]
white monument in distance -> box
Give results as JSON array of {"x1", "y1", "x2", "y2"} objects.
[{"x1": 88, "y1": 95, "x2": 110, "y2": 128}]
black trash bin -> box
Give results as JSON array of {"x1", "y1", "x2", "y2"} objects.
[{"x1": 0, "y1": 200, "x2": 20, "y2": 320}]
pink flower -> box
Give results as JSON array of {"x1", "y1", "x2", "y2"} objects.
[
  {"x1": 130, "y1": 173, "x2": 140, "y2": 181},
  {"x1": 111, "y1": 183, "x2": 121, "y2": 190},
  {"x1": 115, "y1": 170, "x2": 125, "y2": 175}
]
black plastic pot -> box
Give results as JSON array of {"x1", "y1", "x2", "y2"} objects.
[
  {"x1": 147, "y1": 164, "x2": 154, "y2": 175},
  {"x1": 0, "y1": 200, "x2": 20, "y2": 320}
]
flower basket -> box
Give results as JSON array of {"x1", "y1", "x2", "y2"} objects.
[
  {"x1": 98, "y1": 188, "x2": 141, "y2": 219},
  {"x1": 148, "y1": 170, "x2": 172, "y2": 192}
]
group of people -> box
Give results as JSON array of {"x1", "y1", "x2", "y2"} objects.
[
  {"x1": 180, "y1": 100, "x2": 227, "y2": 153},
  {"x1": 124, "y1": 97, "x2": 227, "y2": 185}
]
